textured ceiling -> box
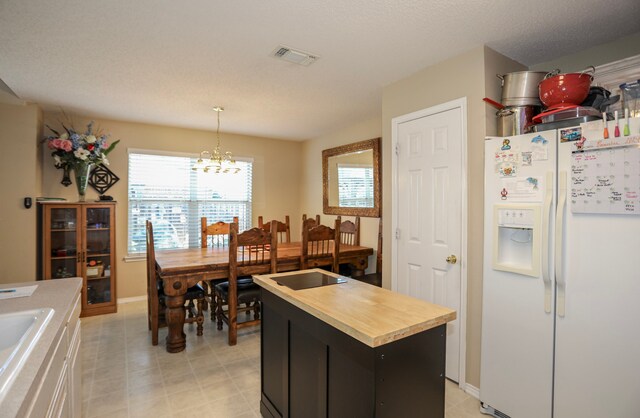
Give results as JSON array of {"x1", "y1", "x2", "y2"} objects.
[{"x1": 1, "y1": 0, "x2": 639, "y2": 140}]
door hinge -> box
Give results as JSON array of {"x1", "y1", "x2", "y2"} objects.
[
  {"x1": 395, "y1": 144, "x2": 400, "y2": 155},
  {"x1": 395, "y1": 228, "x2": 400, "y2": 239}
]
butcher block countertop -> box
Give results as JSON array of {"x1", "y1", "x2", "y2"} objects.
[{"x1": 253, "y1": 269, "x2": 456, "y2": 348}]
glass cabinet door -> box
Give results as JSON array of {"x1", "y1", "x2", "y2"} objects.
[
  {"x1": 48, "y1": 207, "x2": 81, "y2": 279},
  {"x1": 84, "y1": 206, "x2": 113, "y2": 305}
]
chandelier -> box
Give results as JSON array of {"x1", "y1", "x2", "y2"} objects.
[{"x1": 192, "y1": 106, "x2": 240, "y2": 174}]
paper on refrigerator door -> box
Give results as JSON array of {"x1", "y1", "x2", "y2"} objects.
[
  {"x1": 494, "y1": 148, "x2": 519, "y2": 177},
  {"x1": 530, "y1": 134, "x2": 549, "y2": 161},
  {"x1": 499, "y1": 176, "x2": 544, "y2": 202}
]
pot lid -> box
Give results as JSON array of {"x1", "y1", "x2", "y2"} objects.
[{"x1": 532, "y1": 105, "x2": 600, "y2": 124}]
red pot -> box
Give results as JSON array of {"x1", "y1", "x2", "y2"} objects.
[{"x1": 539, "y1": 68, "x2": 594, "y2": 108}]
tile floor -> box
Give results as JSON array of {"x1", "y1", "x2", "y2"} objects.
[{"x1": 81, "y1": 301, "x2": 486, "y2": 418}]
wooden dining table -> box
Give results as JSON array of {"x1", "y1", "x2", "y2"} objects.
[{"x1": 154, "y1": 241, "x2": 374, "y2": 352}]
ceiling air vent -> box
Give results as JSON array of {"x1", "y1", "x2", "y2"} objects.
[{"x1": 271, "y1": 45, "x2": 319, "y2": 66}]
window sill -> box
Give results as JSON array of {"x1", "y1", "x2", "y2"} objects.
[{"x1": 124, "y1": 254, "x2": 145, "y2": 262}]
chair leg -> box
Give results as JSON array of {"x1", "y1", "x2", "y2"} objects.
[
  {"x1": 202, "y1": 281, "x2": 210, "y2": 312},
  {"x1": 196, "y1": 298, "x2": 204, "y2": 336},
  {"x1": 216, "y1": 293, "x2": 224, "y2": 331},
  {"x1": 186, "y1": 299, "x2": 195, "y2": 318},
  {"x1": 151, "y1": 313, "x2": 159, "y2": 346},
  {"x1": 210, "y1": 293, "x2": 217, "y2": 321},
  {"x1": 228, "y1": 304, "x2": 237, "y2": 346},
  {"x1": 253, "y1": 300, "x2": 260, "y2": 320}
]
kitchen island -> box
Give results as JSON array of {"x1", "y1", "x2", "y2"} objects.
[{"x1": 253, "y1": 269, "x2": 456, "y2": 418}]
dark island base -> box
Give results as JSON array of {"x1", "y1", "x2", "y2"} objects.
[{"x1": 260, "y1": 288, "x2": 446, "y2": 418}]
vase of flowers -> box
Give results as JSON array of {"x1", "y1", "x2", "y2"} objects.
[{"x1": 44, "y1": 120, "x2": 119, "y2": 202}]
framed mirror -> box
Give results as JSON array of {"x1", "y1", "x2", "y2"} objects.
[{"x1": 323, "y1": 137, "x2": 381, "y2": 217}]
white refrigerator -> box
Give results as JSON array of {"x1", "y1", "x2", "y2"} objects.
[{"x1": 480, "y1": 117, "x2": 640, "y2": 418}]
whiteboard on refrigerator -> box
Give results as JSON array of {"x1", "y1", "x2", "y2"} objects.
[{"x1": 571, "y1": 144, "x2": 640, "y2": 214}]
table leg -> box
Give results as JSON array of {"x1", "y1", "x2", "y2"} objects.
[
  {"x1": 344, "y1": 255, "x2": 368, "y2": 278},
  {"x1": 350, "y1": 258, "x2": 367, "y2": 277},
  {"x1": 350, "y1": 264, "x2": 365, "y2": 277},
  {"x1": 165, "y1": 294, "x2": 186, "y2": 353}
]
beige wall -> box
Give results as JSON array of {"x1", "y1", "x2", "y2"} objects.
[
  {"x1": 300, "y1": 116, "x2": 382, "y2": 272},
  {"x1": 0, "y1": 102, "x2": 42, "y2": 283},
  {"x1": 530, "y1": 31, "x2": 640, "y2": 73},
  {"x1": 41, "y1": 112, "x2": 303, "y2": 299}
]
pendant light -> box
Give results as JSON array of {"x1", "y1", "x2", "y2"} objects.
[{"x1": 192, "y1": 106, "x2": 240, "y2": 174}]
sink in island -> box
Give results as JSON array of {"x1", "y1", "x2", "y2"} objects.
[{"x1": 253, "y1": 269, "x2": 456, "y2": 418}]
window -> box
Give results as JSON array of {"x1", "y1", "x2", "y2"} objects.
[
  {"x1": 127, "y1": 150, "x2": 252, "y2": 254},
  {"x1": 337, "y1": 164, "x2": 374, "y2": 207}
]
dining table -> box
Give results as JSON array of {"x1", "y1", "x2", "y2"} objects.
[{"x1": 154, "y1": 241, "x2": 374, "y2": 352}]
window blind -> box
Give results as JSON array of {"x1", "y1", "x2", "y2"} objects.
[
  {"x1": 127, "y1": 152, "x2": 252, "y2": 254},
  {"x1": 337, "y1": 164, "x2": 374, "y2": 208}
]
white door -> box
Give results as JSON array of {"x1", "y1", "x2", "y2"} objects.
[{"x1": 394, "y1": 106, "x2": 463, "y2": 381}]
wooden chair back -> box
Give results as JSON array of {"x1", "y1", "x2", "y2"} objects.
[
  {"x1": 258, "y1": 215, "x2": 291, "y2": 243},
  {"x1": 146, "y1": 220, "x2": 160, "y2": 345},
  {"x1": 231, "y1": 221, "x2": 278, "y2": 279},
  {"x1": 302, "y1": 213, "x2": 321, "y2": 228},
  {"x1": 301, "y1": 219, "x2": 341, "y2": 272},
  {"x1": 337, "y1": 216, "x2": 360, "y2": 246},
  {"x1": 201, "y1": 216, "x2": 238, "y2": 248}
]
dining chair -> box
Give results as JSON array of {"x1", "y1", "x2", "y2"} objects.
[
  {"x1": 214, "y1": 221, "x2": 278, "y2": 345},
  {"x1": 300, "y1": 218, "x2": 341, "y2": 272},
  {"x1": 258, "y1": 215, "x2": 291, "y2": 243},
  {"x1": 146, "y1": 220, "x2": 205, "y2": 346},
  {"x1": 353, "y1": 218, "x2": 382, "y2": 287},
  {"x1": 302, "y1": 213, "x2": 321, "y2": 228},
  {"x1": 336, "y1": 215, "x2": 360, "y2": 277},
  {"x1": 201, "y1": 216, "x2": 239, "y2": 248},
  {"x1": 337, "y1": 215, "x2": 360, "y2": 246},
  {"x1": 201, "y1": 216, "x2": 238, "y2": 318}
]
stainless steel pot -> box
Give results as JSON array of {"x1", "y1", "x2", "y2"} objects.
[
  {"x1": 497, "y1": 105, "x2": 541, "y2": 136},
  {"x1": 498, "y1": 71, "x2": 548, "y2": 106}
]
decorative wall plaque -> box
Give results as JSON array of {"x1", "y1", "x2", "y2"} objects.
[{"x1": 89, "y1": 164, "x2": 120, "y2": 194}]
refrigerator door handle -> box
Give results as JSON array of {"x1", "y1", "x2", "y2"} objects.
[
  {"x1": 555, "y1": 171, "x2": 567, "y2": 317},
  {"x1": 541, "y1": 171, "x2": 553, "y2": 313}
]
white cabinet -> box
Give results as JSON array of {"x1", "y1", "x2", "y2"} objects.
[
  {"x1": 67, "y1": 297, "x2": 82, "y2": 418},
  {"x1": 26, "y1": 292, "x2": 81, "y2": 418}
]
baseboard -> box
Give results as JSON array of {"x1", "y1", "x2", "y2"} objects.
[
  {"x1": 117, "y1": 295, "x2": 147, "y2": 304},
  {"x1": 462, "y1": 383, "x2": 480, "y2": 399}
]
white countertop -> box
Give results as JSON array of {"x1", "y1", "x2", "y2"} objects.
[{"x1": 0, "y1": 278, "x2": 82, "y2": 418}]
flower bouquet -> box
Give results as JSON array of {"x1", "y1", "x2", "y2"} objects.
[{"x1": 44, "y1": 120, "x2": 119, "y2": 201}]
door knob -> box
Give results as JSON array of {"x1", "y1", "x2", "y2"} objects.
[{"x1": 446, "y1": 255, "x2": 457, "y2": 264}]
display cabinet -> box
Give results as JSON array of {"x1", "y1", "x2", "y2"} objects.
[{"x1": 38, "y1": 202, "x2": 117, "y2": 317}]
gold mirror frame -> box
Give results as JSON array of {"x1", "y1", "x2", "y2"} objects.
[{"x1": 322, "y1": 137, "x2": 381, "y2": 217}]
